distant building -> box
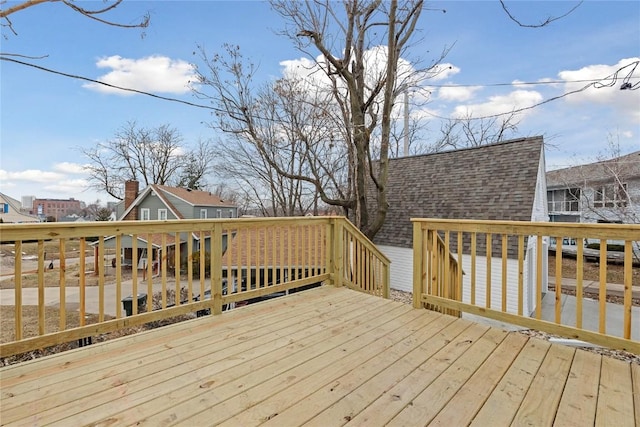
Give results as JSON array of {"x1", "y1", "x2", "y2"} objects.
[
  {"x1": 21, "y1": 195, "x2": 35, "y2": 210},
  {"x1": 32, "y1": 198, "x2": 83, "y2": 220}
]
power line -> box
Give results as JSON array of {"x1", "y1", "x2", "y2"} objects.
[
  {"x1": 425, "y1": 60, "x2": 639, "y2": 121},
  {"x1": 427, "y1": 76, "x2": 640, "y2": 88},
  {"x1": 0, "y1": 56, "x2": 221, "y2": 112},
  {"x1": 1, "y1": 56, "x2": 638, "y2": 124}
]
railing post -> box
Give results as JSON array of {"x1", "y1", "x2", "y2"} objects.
[
  {"x1": 383, "y1": 261, "x2": 390, "y2": 299},
  {"x1": 412, "y1": 221, "x2": 423, "y2": 309},
  {"x1": 212, "y1": 222, "x2": 223, "y2": 315},
  {"x1": 325, "y1": 221, "x2": 333, "y2": 284},
  {"x1": 331, "y1": 218, "x2": 344, "y2": 288}
]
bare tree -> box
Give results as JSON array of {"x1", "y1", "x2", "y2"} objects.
[
  {"x1": 548, "y1": 132, "x2": 640, "y2": 225},
  {"x1": 195, "y1": 1, "x2": 434, "y2": 237},
  {"x1": 1, "y1": 0, "x2": 149, "y2": 37},
  {"x1": 194, "y1": 48, "x2": 345, "y2": 217},
  {"x1": 175, "y1": 139, "x2": 216, "y2": 190},
  {"x1": 79, "y1": 121, "x2": 214, "y2": 200},
  {"x1": 433, "y1": 111, "x2": 521, "y2": 150}
]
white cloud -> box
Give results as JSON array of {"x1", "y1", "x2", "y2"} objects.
[
  {"x1": 0, "y1": 169, "x2": 65, "y2": 183},
  {"x1": 280, "y1": 46, "x2": 427, "y2": 96},
  {"x1": 43, "y1": 179, "x2": 90, "y2": 195},
  {"x1": 84, "y1": 55, "x2": 197, "y2": 95},
  {"x1": 437, "y1": 85, "x2": 481, "y2": 102},
  {"x1": 558, "y1": 57, "x2": 640, "y2": 123},
  {"x1": 53, "y1": 162, "x2": 87, "y2": 174},
  {"x1": 452, "y1": 90, "x2": 544, "y2": 119},
  {"x1": 621, "y1": 130, "x2": 633, "y2": 138},
  {"x1": 0, "y1": 168, "x2": 97, "y2": 200},
  {"x1": 430, "y1": 63, "x2": 460, "y2": 81}
]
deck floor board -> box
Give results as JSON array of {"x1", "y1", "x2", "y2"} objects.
[
  {"x1": 1, "y1": 285, "x2": 637, "y2": 427},
  {"x1": 512, "y1": 343, "x2": 575, "y2": 426},
  {"x1": 555, "y1": 349, "x2": 601, "y2": 426}
]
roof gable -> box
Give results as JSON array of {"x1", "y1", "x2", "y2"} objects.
[
  {"x1": 373, "y1": 137, "x2": 544, "y2": 248},
  {"x1": 118, "y1": 184, "x2": 237, "y2": 220},
  {"x1": 0, "y1": 192, "x2": 39, "y2": 223}
]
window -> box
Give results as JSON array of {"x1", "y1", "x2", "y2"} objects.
[
  {"x1": 200, "y1": 209, "x2": 207, "y2": 219},
  {"x1": 547, "y1": 188, "x2": 581, "y2": 212},
  {"x1": 141, "y1": 208, "x2": 150, "y2": 221},
  {"x1": 593, "y1": 183, "x2": 628, "y2": 208},
  {"x1": 216, "y1": 209, "x2": 222, "y2": 218},
  {"x1": 565, "y1": 188, "x2": 580, "y2": 211},
  {"x1": 158, "y1": 209, "x2": 167, "y2": 221}
]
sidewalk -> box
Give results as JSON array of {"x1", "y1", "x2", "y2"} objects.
[
  {"x1": 548, "y1": 277, "x2": 639, "y2": 299},
  {"x1": 0, "y1": 279, "x2": 208, "y2": 317},
  {"x1": 540, "y1": 291, "x2": 640, "y2": 341}
]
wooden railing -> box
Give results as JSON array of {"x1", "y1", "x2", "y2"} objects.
[
  {"x1": 0, "y1": 216, "x2": 389, "y2": 357},
  {"x1": 412, "y1": 219, "x2": 640, "y2": 353},
  {"x1": 412, "y1": 228, "x2": 462, "y2": 317},
  {"x1": 338, "y1": 220, "x2": 390, "y2": 298}
]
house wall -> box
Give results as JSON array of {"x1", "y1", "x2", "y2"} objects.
[
  {"x1": 192, "y1": 206, "x2": 237, "y2": 219},
  {"x1": 580, "y1": 175, "x2": 640, "y2": 224},
  {"x1": 531, "y1": 146, "x2": 549, "y2": 222},
  {"x1": 139, "y1": 194, "x2": 179, "y2": 220},
  {"x1": 379, "y1": 243, "x2": 545, "y2": 317},
  {"x1": 159, "y1": 192, "x2": 237, "y2": 219}
]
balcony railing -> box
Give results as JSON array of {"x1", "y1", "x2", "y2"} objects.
[
  {"x1": 412, "y1": 219, "x2": 640, "y2": 353},
  {"x1": 0, "y1": 217, "x2": 389, "y2": 357}
]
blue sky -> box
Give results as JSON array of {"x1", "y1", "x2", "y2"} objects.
[{"x1": 1, "y1": 1, "x2": 639, "y2": 205}]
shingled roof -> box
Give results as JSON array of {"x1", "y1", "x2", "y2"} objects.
[
  {"x1": 152, "y1": 185, "x2": 233, "y2": 208},
  {"x1": 546, "y1": 150, "x2": 640, "y2": 188},
  {"x1": 372, "y1": 136, "x2": 544, "y2": 248}
]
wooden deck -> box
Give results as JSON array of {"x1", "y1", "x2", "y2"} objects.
[{"x1": 1, "y1": 286, "x2": 638, "y2": 427}]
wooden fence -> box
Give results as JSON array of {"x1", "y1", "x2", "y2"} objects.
[
  {"x1": 0, "y1": 217, "x2": 389, "y2": 357},
  {"x1": 412, "y1": 219, "x2": 639, "y2": 353}
]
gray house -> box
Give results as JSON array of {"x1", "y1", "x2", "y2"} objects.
[
  {"x1": 372, "y1": 137, "x2": 549, "y2": 316},
  {"x1": 117, "y1": 181, "x2": 237, "y2": 221},
  {"x1": 102, "y1": 181, "x2": 238, "y2": 271}
]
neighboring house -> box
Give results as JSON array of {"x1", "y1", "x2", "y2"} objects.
[
  {"x1": 100, "y1": 181, "x2": 238, "y2": 271},
  {"x1": 116, "y1": 181, "x2": 238, "y2": 221},
  {"x1": 0, "y1": 193, "x2": 40, "y2": 223},
  {"x1": 371, "y1": 137, "x2": 548, "y2": 316},
  {"x1": 546, "y1": 150, "x2": 640, "y2": 224}
]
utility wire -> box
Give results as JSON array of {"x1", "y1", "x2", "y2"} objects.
[
  {"x1": 425, "y1": 60, "x2": 640, "y2": 121},
  {"x1": 1, "y1": 56, "x2": 638, "y2": 123},
  {"x1": 0, "y1": 56, "x2": 221, "y2": 112}
]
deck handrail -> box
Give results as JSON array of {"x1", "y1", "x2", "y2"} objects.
[
  {"x1": 412, "y1": 218, "x2": 640, "y2": 353},
  {"x1": 0, "y1": 216, "x2": 389, "y2": 357},
  {"x1": 412, "y1": 228, "x2": 462, "y2": 317},
  {"x1": 339, "y1": 219, "x2": 391, "y2": 298}
]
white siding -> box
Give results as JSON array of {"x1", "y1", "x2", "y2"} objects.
[
  {"x1": 378, "y1": 245, "x2": 414, "y2": 293},
  {"x1": 532, "y1": 147, "x2": 549, "y2": 222},
  {"x1": 379, "y1": 241, "x2": 548, "y2": 317}
]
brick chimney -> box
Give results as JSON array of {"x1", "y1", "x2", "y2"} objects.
[{"x1": 123, "y1": 180, "x2": 139, "y2": 220}]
